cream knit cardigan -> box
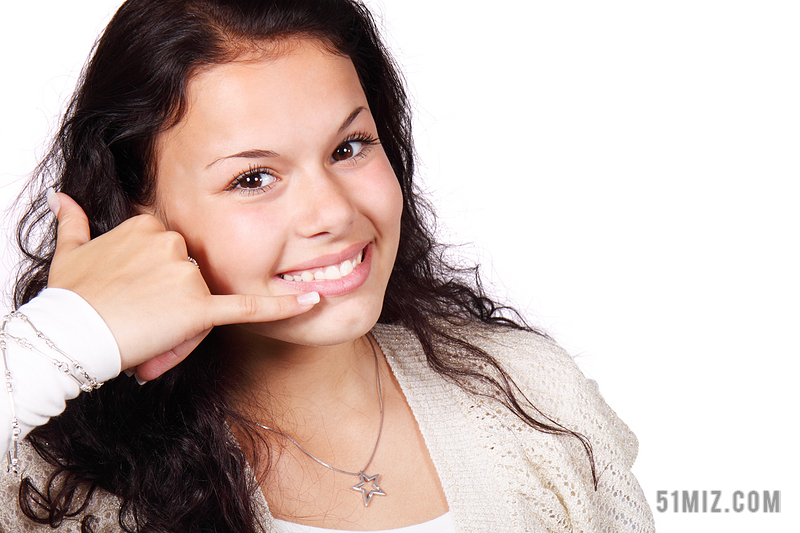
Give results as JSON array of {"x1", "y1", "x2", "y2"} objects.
[{"x1": 1, "y1": 324, "x2": 655, "y2": 532}]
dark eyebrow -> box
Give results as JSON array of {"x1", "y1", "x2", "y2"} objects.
[
  {"x1": 205, "y1": 106, "x2": 367, "y2": 169},
  {"x1": 338, "y1": 106, "x2": 367, "y2": 135},
  {"x1": 206, "y1": 149, "x2": 278, "y2": 170}
]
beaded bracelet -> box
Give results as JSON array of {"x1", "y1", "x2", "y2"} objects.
[{"x1": 0, "y1": 311, "x2": 103, "y2": 474}]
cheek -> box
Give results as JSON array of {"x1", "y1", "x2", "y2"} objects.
[
  {"x1": 360, "y1": 160, "x2": 404, "y2": 240},
  {"x1": 178, "y1": 205, "x2": 285, "y2": 295}
]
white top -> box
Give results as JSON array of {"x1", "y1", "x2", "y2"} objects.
[
  {"x1": 0, "y1": 288, "x2": 121, "y2": 458},
  {"x1": 273, "y1": 512, "x2": 455, "y2": 533},
  {"x1": 0, "y1": 292, "x2": 656, "y2": 532}
]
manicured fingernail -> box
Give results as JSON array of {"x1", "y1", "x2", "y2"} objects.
[
  {"x1": 135, "y1": 373, "x2": 148, "y2": 386},
  {"x1": 123, "y1": 369, "x2": 135, "y2": 377},
  {"x1": 46, "y1": 187, "x2": 60, "y2": 217},
  {"x1": 297, "y1": 292, "x2": 320, "y2": 305}
]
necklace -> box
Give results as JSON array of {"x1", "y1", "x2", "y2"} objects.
[{"x1": 255, "y1": 334, "x2": 386, "y2": 507}]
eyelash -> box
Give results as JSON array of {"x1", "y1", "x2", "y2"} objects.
[
  {"x1": 334, "y1": 131, "x2": 380, "y2": 165},
  {"x1": 227, "y1": 132, "x2": 380, "y2": 196},
  {"x1": 227, "y1": 165, "x2": 278, "y2": 196}
]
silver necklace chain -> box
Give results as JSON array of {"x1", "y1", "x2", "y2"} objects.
[{"x1": 255, "y1": 334, "x2": 386, "y2": 506}]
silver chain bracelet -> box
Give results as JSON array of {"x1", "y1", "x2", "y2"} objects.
[{"x1": 0, "y1": 311, "x2": 103, "y2": 474}]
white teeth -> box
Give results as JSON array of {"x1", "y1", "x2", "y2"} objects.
[
  {"x1": 324, "y1": 266, "x2": 341, "y2": 280},
  {"x1": 280, "y1": 250, "x2": 364, "y2": 282}
]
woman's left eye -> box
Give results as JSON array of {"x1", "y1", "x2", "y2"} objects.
[
  {"x1": 331, "y1": 134, "x2": 379, "y2": 163},
  {"x1": 332, "y1": 141, "x2": 364, "y2": 161}
]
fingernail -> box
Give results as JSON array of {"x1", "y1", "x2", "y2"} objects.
[
  {"x1": 134, "y1": 373, "x2": 148, "y2": 386},
  {"x1": 123, "y1": 369, "x2": 135, "y2": 377},
  {"x1": 46, "y1": 187, "x2": 60, "y2": 217},
  {"x1": 297, "y1": 292, "x2": 320, "y2": 305}
]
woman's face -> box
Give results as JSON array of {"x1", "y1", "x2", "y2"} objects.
[{"x1": 153, "y1": 41, "x2": 403, "y2": 347}]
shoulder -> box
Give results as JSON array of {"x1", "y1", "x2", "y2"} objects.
[
  {"x1": 373, "y1": 322, "x2": 638, "y2": 465},
  {"x1": 463, "y1": 324, "x2": 641, "y2": 468},
  {"x1": 462, "y1": 324, "x2": 585, "y2": 382},
  {"x1": 373, "y1": 322, "x2": 654, "y2": 532},
  {"x1": 0, "y1": 440, "x2": 122, "y2": 532}
]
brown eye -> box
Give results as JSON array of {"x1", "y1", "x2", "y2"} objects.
[
  {"x1": 239, "y1": 174, "x2": 265, "y2": 188},
  {"x1": 332, "y1": 141, "x2": 363, "y2": 162},
  {"x1": 231, "y1": 168, "x2": 278, "y2": 195}
]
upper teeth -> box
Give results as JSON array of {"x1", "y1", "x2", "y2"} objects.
[{"x1": 280, "y1": 251, "x2": 363, "y2": 282}]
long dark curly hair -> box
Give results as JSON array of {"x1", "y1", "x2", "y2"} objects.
[{"x1": 14, "y1": 0, "x2": 594, "y2": 531}]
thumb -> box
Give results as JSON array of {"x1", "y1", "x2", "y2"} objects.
[{"x1": 49, "y1": 189, "x2": 91, "y2": 254}]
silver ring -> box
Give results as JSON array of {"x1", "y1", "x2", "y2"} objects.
[{"x1": 188, "y1": 256, "x2": 199, "y2": 268}]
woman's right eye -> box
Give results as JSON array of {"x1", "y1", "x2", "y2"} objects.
[{"x1": 229, "y1": 167, "x2": 278, "y2": 195}]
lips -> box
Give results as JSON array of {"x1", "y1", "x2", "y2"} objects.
[
  {"x1": 278, "y1": 248, "x2": 364, "y2": 282},
  {"x1": 276, "y1": 243, "x2": 372, "y2": 297}
]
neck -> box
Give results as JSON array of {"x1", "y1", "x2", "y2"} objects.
[{"x1": 218, "y1": 325, "x2": 381, "y2": 434}]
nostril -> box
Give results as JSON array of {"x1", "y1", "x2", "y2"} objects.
[{"x1": 296, "y1": 199, "x2": 356, "y2": 238}]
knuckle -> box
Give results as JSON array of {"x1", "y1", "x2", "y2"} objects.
[
  {"x1": 130, "y1": 213, "x2": 163, "y2": 231},
  {"x1": 239, "y1": 294, "x2": 260, "y2": 319},
  {"x1": 58, "y1": 210, "x2": 86, "y2": 231},
  {"x1": 160, "y1": 230, "x2": 187, "y2": 253},
  {"x1": 276, "y1": 297, "x2": 292, "y2": 316},
  {"x1": 164, "y1": 230, "x2": 185, "y2": 246}
]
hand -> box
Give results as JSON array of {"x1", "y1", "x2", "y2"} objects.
[{"x1": 46, "y1": 191, "x2": 319, "y2": 381}]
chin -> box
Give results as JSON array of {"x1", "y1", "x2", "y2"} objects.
[{"x1": 241, "y1": 295, "x2": 384, "y2": 347}]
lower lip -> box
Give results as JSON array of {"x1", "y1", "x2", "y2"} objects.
[{"x1": 275, "y1": 244, "x2": 373, "y2": 297}]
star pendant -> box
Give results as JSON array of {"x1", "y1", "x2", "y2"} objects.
[{"x1": 351, "y1": 472, "x2": 386, "y2": 506}]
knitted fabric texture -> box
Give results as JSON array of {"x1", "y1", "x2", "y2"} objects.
[{"x1": 0, "y1": 324, "x2": 654, "y2": 532}]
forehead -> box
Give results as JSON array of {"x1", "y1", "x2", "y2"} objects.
[
  {"x1": 189, "y1": 39, "x2": 359, "y2": 104},
  {"x1": 157, "y1": 40, "x2": 367, "y2": 163}
]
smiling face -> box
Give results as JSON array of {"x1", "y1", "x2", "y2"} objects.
[{"x1": 153, "y1": 41, "x2": 403, "y2": 347}]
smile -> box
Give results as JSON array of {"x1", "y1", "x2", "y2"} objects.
[
  {"x1": 278, "y1": 249, "x2": 364, "y2": 282},
  {"x1": 276, "y1": 244, "x2": 372, "y2": 297}
]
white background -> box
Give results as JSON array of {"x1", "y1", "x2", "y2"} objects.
[{"x1": 1, "y1": 2, "x2": 798, "y2": 531}]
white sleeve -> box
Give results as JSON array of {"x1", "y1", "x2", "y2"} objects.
[{"x1": 0, "y1": 288, "x2": 121, "y2": 458}]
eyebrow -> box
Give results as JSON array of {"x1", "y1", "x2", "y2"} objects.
[
  {"x1": 205, "y1": 148, "x2": 278, "y2": 170},
  {"x1": 205, "y1": 106, "x2": 368, "y2": 169},
  {"x1": 337, "y1": 106, "x2": 366, "y2": 135}
]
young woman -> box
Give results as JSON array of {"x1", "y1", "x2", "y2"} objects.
[{"x1": 0, "y1": 0, "x2": 654, "y2": 531}]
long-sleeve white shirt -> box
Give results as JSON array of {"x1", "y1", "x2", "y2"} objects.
[{"x1": 0, "y1": 288, "x2": 121, "y2": 459}]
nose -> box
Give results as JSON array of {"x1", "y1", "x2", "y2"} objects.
[{"x1": 293, "y1": 167, "x2": 357, "y2": 239}]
